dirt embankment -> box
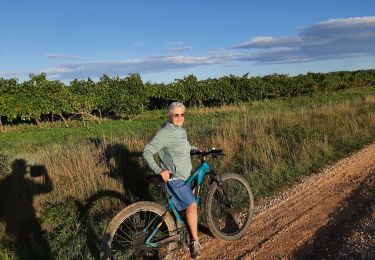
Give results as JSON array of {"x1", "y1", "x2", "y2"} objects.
[{"x1": 183, "y1": 143, "x2": 375, "y2": 259}]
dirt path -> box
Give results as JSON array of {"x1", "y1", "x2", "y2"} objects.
[{"x1": 181, "y1": 143, "x2": 375, "y2": 259}]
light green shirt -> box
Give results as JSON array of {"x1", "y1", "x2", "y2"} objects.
[{"x1": 143, "y1": 121, "x2": 192, "y2": 180}]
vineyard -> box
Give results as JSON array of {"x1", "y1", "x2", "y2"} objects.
[{"x1": 1, "y1": 70, "x2": 375, "y2": 128}]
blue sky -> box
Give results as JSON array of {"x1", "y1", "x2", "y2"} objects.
[{"x1": 1, "y1": 0, "x2": 375, "y2": 83}]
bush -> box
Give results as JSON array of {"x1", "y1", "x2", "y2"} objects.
[{"x1": 42, "y1": 200, "x2": 89, "y2": 259}]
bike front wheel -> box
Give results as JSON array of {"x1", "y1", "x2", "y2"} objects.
[
  {"x1": 205, "y1": 173, "x2": 254, "y2": 241},
  {"x1": 100, "y1": 201, "x2": 178, "y2": 260}
]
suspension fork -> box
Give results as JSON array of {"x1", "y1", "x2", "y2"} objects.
[{"x1": 208, "y1": 171, "x2": 232, "y2": 208}]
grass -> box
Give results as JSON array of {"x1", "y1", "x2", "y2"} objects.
[{"x1": 1, "y1": 87, "x2": 375, "y2": 259}]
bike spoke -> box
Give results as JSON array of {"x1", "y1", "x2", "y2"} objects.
[
  {"x1": 108, "y1": 208, "x2": 175, "y2": 259},
  {"x1": 210, "y1": 177, "x2": 252, "y2": 236},
  {"x1": 113, "y1": 227, "x2": 133, "y2": 244},
  {"x1": 117, "y1": 221, "x2": 138, "y2": 242}
]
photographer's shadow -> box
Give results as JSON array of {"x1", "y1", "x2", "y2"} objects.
[{"x1": 0, "y1": 159, "x2": 53, "y2": 259}]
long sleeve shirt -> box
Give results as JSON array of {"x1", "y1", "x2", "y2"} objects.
[{"x1": 143, "y1": 121, "x2": 193, "y2": 181}]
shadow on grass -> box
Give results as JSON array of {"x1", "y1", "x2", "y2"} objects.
[
  {"x1": 74, "y1": 190, "x2": 131, "y2": 259},
  {"x1": 103, "y1": 143, "x2": 153, "y2": 201},
  {"x1": 90, "y1": 138, "x2": 155, "y2": 201},
  {"x1": 0, "y1": 159, "x2": 53, "y2": 259}
]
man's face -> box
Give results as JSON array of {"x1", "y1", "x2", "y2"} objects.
[{"x1": 169, "y1": 107, "x2": 185, "y2": 127}]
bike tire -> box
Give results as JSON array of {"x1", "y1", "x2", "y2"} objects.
[
  {"x1": 100, "y1": 201, "x2": 178, "y2": 260},
  {"x1": 205, "y1": 173, "x2": 254, "y2": 241}
]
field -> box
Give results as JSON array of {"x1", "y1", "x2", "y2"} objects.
[{"x1": 1, "y1": 87, "x2": 375, "y2": 259}]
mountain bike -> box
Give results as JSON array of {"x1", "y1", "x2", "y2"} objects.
[{"x1": 100, "y1": 148, "x2": 254, "y2": 259}]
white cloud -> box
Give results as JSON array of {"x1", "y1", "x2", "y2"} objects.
[
  {"x1": 160, "y1": 55, "x2": 214, "y2": 64},
  {"x1": 231, "y1": 36, "x2": 301, "y2": 49},
  {"x1": 43, "y1": 66, "x2": 74, "y2": 74},
  {"x1": 44, "y1": 54, "x2": 80, "y2": 59},
  {"x1": 0, "y1": 70, "x2": 28, "y2": 78},
  {"x1": 231, "y1": 16, "x2": 375, "y2": 64},
  {"x1": 313, "y1": 16, "x2": 375, "y2": 27},
  {"x1": 167, "y1": 46, "x2": 193, "y2": 52},
  {"x1": 165, "y1": 41, "x2": 185, "y2": 46},
  {"x1": 37, "y1": 55, "x2": 220, "y2": 80}
]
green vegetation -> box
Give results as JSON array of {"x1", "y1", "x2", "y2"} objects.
[
  {"x1": 1, "y1": 86, "x2": 375, "y2": 259},
  {"x1": 2, "y1": 87, "x2": 375, "y2": 156},
  {"x1": 1, "y1": 70, "x2": 375, "y2": 126}
]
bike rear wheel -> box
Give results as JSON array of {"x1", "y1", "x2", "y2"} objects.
[
  {"x1": 100, "y1": 201, "x2": 177, "y2": 260},
  {"x1": 205, "y1": 173, "x2": 254, "y2": 241}
]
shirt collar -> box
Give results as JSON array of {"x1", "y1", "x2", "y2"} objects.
[{"x1": 165, "y1": 121, "x2": 181, "y2": 130}]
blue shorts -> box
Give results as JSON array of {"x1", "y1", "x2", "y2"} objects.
[{"x1": 165, "y1": 180, "x2": 196, "y2": 211}]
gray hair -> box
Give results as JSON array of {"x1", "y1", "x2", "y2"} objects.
[{"x1": 167, "y1": 102, "x2": 185, "y2": 115}]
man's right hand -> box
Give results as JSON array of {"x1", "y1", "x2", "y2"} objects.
[{"x1": 160, "y1": 170, "x2": 172, "y2": 182}]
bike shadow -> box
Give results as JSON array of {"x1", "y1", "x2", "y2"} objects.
[
  {"x1": 198, "y1": 223, "x2": 214, "y2": 238},
  {"x1": 72, "y1": 190, "x2": 131, "y2": 259}
]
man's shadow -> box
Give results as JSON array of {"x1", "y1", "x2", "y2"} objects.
[
  {"x1": 91, "y1": 138, "x2": 168, "y2": 204},
  {"x1": 103, "y1": 143, "x2": 152, "y2": 200},
  {"x1": 0, "y1": 159, "x2": 53, "y2": 259}
]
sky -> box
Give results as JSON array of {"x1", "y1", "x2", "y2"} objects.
[{"x1": 1, "y1": 0, "x2": 375, "y2": 83}]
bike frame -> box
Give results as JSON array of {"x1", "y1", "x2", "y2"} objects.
[{"x1": 145, "y1": 160, "x2": 212, "y2": 248}]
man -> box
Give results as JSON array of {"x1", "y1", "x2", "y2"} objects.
[{"x1": 143, "y1": 101, "x2": 201, "y2": 259}]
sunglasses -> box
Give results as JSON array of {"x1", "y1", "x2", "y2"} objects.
[{"x1": 172, "y1": 113, "x2": 185, "y2": 118}]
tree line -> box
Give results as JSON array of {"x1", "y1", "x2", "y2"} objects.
[{"x1": 0, "y1": 69, "x2": 374, "y2": 127}]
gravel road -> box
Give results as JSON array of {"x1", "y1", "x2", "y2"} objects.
[{"x1": 179, "y1": 143, "x2": 375, "y2": 259}]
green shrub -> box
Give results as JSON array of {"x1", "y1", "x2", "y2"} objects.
[{"x1": 42, "y1": 200, "x2": 89, "y2": 259}]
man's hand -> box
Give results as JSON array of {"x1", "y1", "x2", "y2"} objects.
[{"x1": 160, "y1": 170, "x2": 172, "y2": 182}]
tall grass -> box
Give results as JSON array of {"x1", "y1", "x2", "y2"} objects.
[
  {"x1": 202, "y1": 98, "x2": 375, "y2": 197},
  {"x1": 1, "y1": 88, "x2": 375, "y2": 258}
]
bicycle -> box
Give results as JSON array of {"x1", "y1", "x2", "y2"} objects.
[{"x1": 100, "y1": 148, "x2": 254, "y2": 259}]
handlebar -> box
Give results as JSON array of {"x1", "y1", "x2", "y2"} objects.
[
  {"x1": 190, "y1": 148, "x2": 225, "y2": 158},
  {"x1": 145, "y1": 148, "x2": 225, "y2": 185}
]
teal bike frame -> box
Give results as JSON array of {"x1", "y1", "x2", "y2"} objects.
[{"x1": 144, "y1": 161, "x2": 212, "y2": 248}]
